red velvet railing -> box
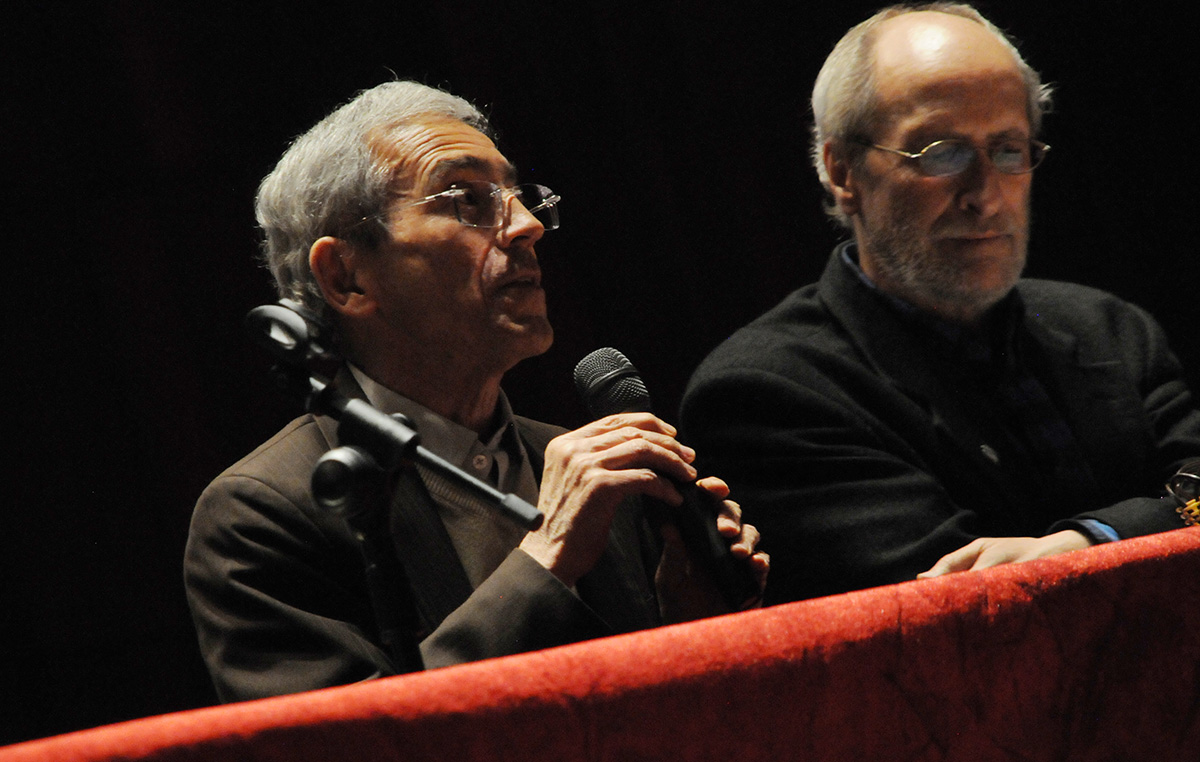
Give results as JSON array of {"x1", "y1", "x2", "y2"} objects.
[{"x1": 6, "y1": 527, "x2": 1200, "y2": 761}]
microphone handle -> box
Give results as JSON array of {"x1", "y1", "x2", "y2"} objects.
[
  {"x1": 646, "y1": 479, "x2": 761, "y2": 611},
  {"x1": 572, "y1": 347, "x2": 758, "y2": 609}
]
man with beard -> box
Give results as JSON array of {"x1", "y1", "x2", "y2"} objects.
[{"x1": 680, "y1": 3, "x2": 1200, "y2": 603}]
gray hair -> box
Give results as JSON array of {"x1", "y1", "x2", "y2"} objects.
[
  {"x1": 255, "y1": 80, "x2": 492, "y2": 319},
  {"x1": 811, "y1": 3, "x2": 1053, "y2": 228}
]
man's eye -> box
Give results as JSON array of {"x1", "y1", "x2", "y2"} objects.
[
  {"x1": 925, "y1": 142, "x2": 968, "y2": 159},
  {"x1": 451, "y1": 185, "x2": 487, "y2": 207}
]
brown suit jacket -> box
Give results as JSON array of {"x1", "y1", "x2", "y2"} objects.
[{"x1": 185, "y1": 379, "x2": 661, "y2": 703}]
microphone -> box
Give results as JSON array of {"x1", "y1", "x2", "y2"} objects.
[{"x1": 573, "y1": 347, "x2": 760, "y2": 609}]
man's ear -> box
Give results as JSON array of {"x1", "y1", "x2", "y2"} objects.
[
  {"x1": 309, "y1": 236, "x2": 373, "y2": 318},
  {"x1": 823, "y1": 140, "x2": 861, "y2": 218}
]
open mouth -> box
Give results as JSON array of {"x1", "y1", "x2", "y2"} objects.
[{"x1": 499, "y1": 271, "x2": 542, "y2": 289}]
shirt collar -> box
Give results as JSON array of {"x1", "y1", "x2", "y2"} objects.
[{"x1": 347, "y1": 364, "x2": 521, "y2": 468}]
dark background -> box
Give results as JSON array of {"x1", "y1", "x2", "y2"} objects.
[{"x1": 4, "y1": 0, "x2": 1192, "y2": 745}]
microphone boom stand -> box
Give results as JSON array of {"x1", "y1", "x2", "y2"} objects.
[{"x1": 245, "y1": 300, "x2": 543, "y2": 673}]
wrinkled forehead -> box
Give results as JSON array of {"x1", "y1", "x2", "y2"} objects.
[{"x1": 368, "y1": 116, "x2": 517, "y2": 194}]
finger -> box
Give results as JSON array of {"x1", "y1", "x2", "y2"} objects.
[
  {"x1": 555, "y1": 423, "x2": 691, "y2": 457},
  {"x1": 917, "y1": 542, "x2": 981, "y2": 579},
  {"x1": 749, "y1": 551, "x2": 770, "y2": 606},
  {"x1": 562, "y1": 425, "x2": 699, "y2": 474},
  {"x1": 728, "y1": 522, "x2": 761, "y2": 557},
  {"x1": 582, "y1": 464, "x2": 688, "y2": 507},
  {"x1": 568, "y1": 412, "x2": 679, "y2": 440},
  {"x1": 963, "y1": 539, "x2": 1033, "y2": 571},
  {"x1": 546, "y1": 430, "x2": 698, "y2": 487},
  {"x1": 917, "y1": 556, "x2": 958, "y2": 578},
  {"x1": 714, "y1": 500, "x2": 743, "y2": 537},
  {"x1": 695, "y1": 475, "x2": 730, "y2": 498},
  {"x1": 585, "y1": 436, "x2": 698, "y2": 483}
]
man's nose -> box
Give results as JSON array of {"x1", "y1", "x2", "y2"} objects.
[
  {"x1": 496, "y1": 193, "x2": 545, "y2": 247},
  {"x1": 956, "y1": 153, "x2": 1007, "y2": 218}
]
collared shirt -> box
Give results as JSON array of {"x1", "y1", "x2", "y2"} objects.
[
  {"x1": 349, "y1": 365, "x2": 542, "y2": 587},
  {"x1": 838, "y1": 245, "x2": 1116, "y2": 542}
]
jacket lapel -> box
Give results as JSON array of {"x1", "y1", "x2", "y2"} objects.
[
  {"x1": 386, "y1": 471, "x2": 474, "y2": 637},
  {"x1": 1020, "y1": 298, "x2": 1153, "y2": 499},
  {"x1": 819, "y1": 245, "x2": 1039, "y2": 515},
  {"x1": 318, "y1": 370, "x2": 474, "y2": 637}
]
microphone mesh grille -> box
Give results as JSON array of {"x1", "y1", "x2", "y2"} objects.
[{"x1": 573, "y1": 347, "x2": 652, "y2": 418}]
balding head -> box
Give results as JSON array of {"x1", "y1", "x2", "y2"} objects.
[
  {"x1": 811, "y1": 3, "x2": 1051, "y2": 228},
  {"x1": 871, "y1": 11, "x2": 1024, "y2": 122}
]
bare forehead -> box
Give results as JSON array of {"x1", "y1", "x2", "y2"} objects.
[
  {"x1": 371, "y1": 116, "x2": 517, "y2": 192},
  {"x1": 871, "y1": 12, "x2": 1023, "y2": 104}
]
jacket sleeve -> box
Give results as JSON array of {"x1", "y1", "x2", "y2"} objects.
[
  {"x1": 681, "y1": 359, "x2": 989, "y2": 603},
  {"x1": 185, "y1": 467, "x2": 610, "y2": 703},
  {"x1": 1049, "y1": 296, "x2": 1200, "y2": 538},
  {"x1": 185, "y1": 471, "x2": 393, "y2": 703}
]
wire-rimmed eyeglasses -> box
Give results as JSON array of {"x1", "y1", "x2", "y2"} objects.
[
  {"x1": 384, "y1": 181, "x2": 561, "y2": 231},
  {"x1": 852, "y1": 137, "x2": 1051, "y2": 177},
  {"x1": 1167, "y1": 460, "x2": 1200, "y2": 527}
]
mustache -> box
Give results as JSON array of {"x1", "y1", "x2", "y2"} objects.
[{"x1": 936, "y1": 220, "x2": 1021, "y2": 238}]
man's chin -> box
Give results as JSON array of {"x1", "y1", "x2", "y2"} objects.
[
  {"x1": 935, "y1": 239, "x2": 1026, "y2": 291},
  {"x1": 919, "y1": 277, "x2": 1018, "y2": 323},
  {"x1": 503, "y1": 317, "x2": 554, "y2": 357}
]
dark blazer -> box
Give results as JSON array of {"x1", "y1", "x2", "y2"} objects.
[
  {"x1": 681, "y1": 243, "x2": 1200, "y2": 603},
  {"x1": 185, "y1": 381, "x2": 661, "y2": 703}
]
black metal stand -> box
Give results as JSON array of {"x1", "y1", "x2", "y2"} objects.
[
  {"x1": 310, "y1": 443, "x2": 425, "y2": 672},
  {"x1": 245, "y1": 300, "x2": 543, "y2": 673}
]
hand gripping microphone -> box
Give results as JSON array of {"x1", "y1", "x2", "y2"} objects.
[{"x1": 573, "y1": 347, "x2": 760, "y2": 609}]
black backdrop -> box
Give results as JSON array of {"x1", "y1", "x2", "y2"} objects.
[{"x1": 4, "y1": 0, "x2": 1194, "y2": 744}]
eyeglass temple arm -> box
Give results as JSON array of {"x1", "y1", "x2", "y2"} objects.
[
  {"x1": 849, "y1": 138, "x2": 920, "y2": 160},
  {"x1": 524, "y1": 192, "x2": 561, "y2": 214}
]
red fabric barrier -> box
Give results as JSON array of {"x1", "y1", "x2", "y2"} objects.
[{"x1": 7, "y1": 527, "x2": 1200, "y2": 761}]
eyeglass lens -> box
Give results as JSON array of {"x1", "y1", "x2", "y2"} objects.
[
  {"x1": 454, "y1": 182, "x2": 559, "y2": 230},
  {"x1": 1169, "y1": 460, "x2": 1200, "y2": 505},
  {"x1": 920, "y1": 140, "x2": 1044, "y2": 177}
]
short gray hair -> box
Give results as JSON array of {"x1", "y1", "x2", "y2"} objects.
[
  {"x1": 255, "y1": 81, "x2": 492, "y2": 318},
  {"x1": 811, "y1": 3, "x2": 1053, "y2": 227}
]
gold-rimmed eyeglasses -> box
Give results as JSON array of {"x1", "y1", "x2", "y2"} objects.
[{"x1": 852, "y1": 137, "x2": 1051, "y2": 177}]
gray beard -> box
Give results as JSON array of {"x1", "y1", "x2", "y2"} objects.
[{"x1": 859, "y1": 210, "x2": 1028, "y2": 321}]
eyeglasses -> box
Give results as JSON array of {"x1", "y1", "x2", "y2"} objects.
[
  {"x1": 390, "y1": 181, "x2": 561, "y2": 231},
  {"x1": 852, "y1": 137, "x2": 1051, "y2": 177},
  {"x1": 1167, "y1": 460, "x2": 1200, "y2": 527}
]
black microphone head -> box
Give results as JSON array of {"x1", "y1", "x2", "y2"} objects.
[{"x1": 573, "y1": 347, "x2": 653, "y2": 418}]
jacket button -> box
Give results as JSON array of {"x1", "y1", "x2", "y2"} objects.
[{"x1": 980, "y1": 444, "x2": 1000, "y2": 464}]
